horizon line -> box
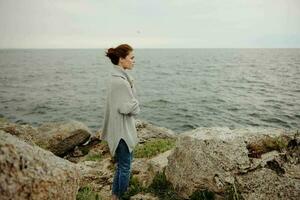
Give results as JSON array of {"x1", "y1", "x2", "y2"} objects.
[{"x1": 0, "y1": 47, "x2": 299, "y2": 50}]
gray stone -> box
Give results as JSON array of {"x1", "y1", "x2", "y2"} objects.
[
  {"x1": 132, "y1": 150, "x2": 173, "y2": 188},
  {"x1": 165, "y1": 127, "x2": 299, "y2": 199},
  {"x1": 136, "y1": 120, "x2": 177, "y2": 143},
  {"x1": 76, "y1": 158, "x2": 114, "y2": 200},
  {"x1": 37, "y1": 120, "x2": 92, "y2": 151},
  {"x1": 148, "y1": 149, "x2": 173, "y2": 173},
  {"x1": 0, "y1": 121, "x2": 40, "y2": 146},
  {"x1": 0, "y1": 131, "x2": 80, "y2": 200},
  {"x1": 236, "y1": 168, "x2": 300, "y2": 200},
  {"x1": 50, "y1": 129, "x2": 91, "y2": 156}
]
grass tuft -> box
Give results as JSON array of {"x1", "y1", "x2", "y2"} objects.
[
  {"x1": 76, "y1": 186, "x2": 100, "y2": 200},
  {"x1": 134, "y1": 138, "x2": 176, "y2": 158},
  {"x1": 122, "y1": 176, "x2": 147, "y2": 200},
  {"x1": 247, "y1": 135, "x2": 290, "y2": 158},
  {"x1": 123, "y1": 171, "x2": 182, "y2": 200},
  {"x1": 147, "y1": 171, "x2": 182, "y2": 200},
  {"x1": 189, "y1": 189, "x2": 215, "y2": 200},
  {"x1": 85, "y1": 153, "x2": 102, "y2": 161},
  {"x1": 79, "y1": 145, "x2": 90, "y2": 155}
]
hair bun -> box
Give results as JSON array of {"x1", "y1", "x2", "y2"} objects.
[
  {"x1": 107, "y1": 48, "x2": 115, "y2": 54},
  {"x1": 106, "y1": 48, "x2": 115, "y2": 57}
]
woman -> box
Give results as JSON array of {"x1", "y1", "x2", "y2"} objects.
[{"x1": 102, "y1": 44, "x2": 140, "y2": 200}]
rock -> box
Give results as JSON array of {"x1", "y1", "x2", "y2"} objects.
[
  {"x1": 77, "y1": 158, "x2": 113, "y2": 188},
  {"x1": 132, "y1": 158, "x2": 151, "y2": 187},
  {"x1": 0, "y1": 131, "x2": 80, "y2": 200},
  {"x1": 248, "y1": 150, "x2": 284, "y2": 174},
  {"x1": 72, "y1": 146, "x2": 85, "y2": 157},
  {"x1": 130, "y1": 193, "x2": 159, "y2": 200},
  {"x1": 166, "y1": 127, "x2": 251, "y2": 198},
  {"x1": 165, "y1": 127, "x2": 299, "y2": 199},
  {"x1": 148, "y1": 149, "x2": 173, "y2": 173},
  {"x1": 284, "y1": 163, "x2": 300, "y2": 179},
  {"x1": 98, "y1": 185, "x2": 111, "y2": 200},
  {"x1": 95, "y1": 129, "x2": 102, "y2": 139},
  {"x1": 136, "y1": 120, "x2": 177, "y2": 143},
  {"x1": 236, "y1": 168, "x2": 300, "y2": 199},
  {"x1": 65, "y1": 140, "x2": 109, "y2": 163},
  {"x1": 132, "y1": 150, "x2": 173, "y2": 188},
  {"x1": 0, "y1": 120, "x2": 93, "y2": 153},
  {"x1": 246, "y1": 134, "x2": 291, "y2": 158},
  {"x1": 0, "y1": 121, "x2": 40, "y2": 146},
  {"x1": 87, "y1": 135, "x2": 102, "y2": 146},
  {"x1": 50, "y1": 129, "x2": 91, "y2": 157},
  {"x1": 36, "y1": 120, "x2": 92, "y2": 151},
  {"x1": 76, "y1": 158, "x2": 114, "y2": 200}
]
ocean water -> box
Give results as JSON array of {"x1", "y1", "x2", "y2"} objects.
[{"x1": 0, "y1": 49, "x2": 299, "y2": 133}]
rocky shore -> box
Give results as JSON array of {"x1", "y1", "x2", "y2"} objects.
[{"x1": 0, "y1": 118, "x2": 299, "y2": 200}]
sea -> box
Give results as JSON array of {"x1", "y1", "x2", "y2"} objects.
[{"x1": 0, "y1": 49, "x2": 299, "y2": 133}]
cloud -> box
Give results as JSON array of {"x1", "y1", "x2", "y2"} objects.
[{"x1": 0, "y1": 0, "x2": 299, "y2": 48}]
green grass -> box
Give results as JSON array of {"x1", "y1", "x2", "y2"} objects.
[
  {"x1": 76, "y1": 186, "x2": 100, "y2": 200},
  {"x1": 148, "y1": 171, "x2": 182, "y2": 200},
  {"x1": 122, "y1": 171, "x2": 221, "y2": 200},
  {"x1": 134, "y1": 138, "x2": 176, "y2": 158},
  {"x1": 263, "y1": 136, "x2": 289, "y2": 152},
  {"x1": 247, "y1": 135, "x2": 290, "y2": 158},
  {"x1": 122, "y1": 176, "x2": 147, "y2": 200},
  {"x1": 123, "y1": 171, "x2": 181, "y2": 200},
  {"x1": 79, "y1": 145, "x2": 90, "y2": 155},
  {"x1": 85, "y1": 153, "x2": 102, "y2": 161},
  {"x1": 189, "y1": 190, "x2": 215, "y2": 200}
]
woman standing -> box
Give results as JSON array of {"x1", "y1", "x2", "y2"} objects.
[{"x1": 102, "y1": 44, "x2": 140, "y2": 200}]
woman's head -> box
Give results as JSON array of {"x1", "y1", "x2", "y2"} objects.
[{"x1": 106, "y1": 44, "x2": 135, "y2": 70}]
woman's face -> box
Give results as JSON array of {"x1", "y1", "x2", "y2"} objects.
[{"x1": 119, "y1": 51, "x2": 135, "y2": 70}]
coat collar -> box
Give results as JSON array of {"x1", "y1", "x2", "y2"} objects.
[
  {"x1": 112, "y1": 65, "x2": 127, "y2": 79},
  {"x1": 112, "y1": 65, "x2": 133, "y2": 88}
]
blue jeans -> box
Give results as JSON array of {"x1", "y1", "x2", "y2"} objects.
[{"x1": 112, "y1": 139, "x2": 133, "y2": 198}]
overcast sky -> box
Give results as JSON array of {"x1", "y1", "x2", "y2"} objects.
[{"x1": 0, "y1": 0, "x2": 299, "y2": 48}]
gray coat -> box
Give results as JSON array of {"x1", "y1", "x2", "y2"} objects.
[{"x1": 101, "y1": 65, "x2": 140, "y2": 156}]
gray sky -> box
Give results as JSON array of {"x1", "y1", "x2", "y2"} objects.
[{"x1": 0, "y1": 0, "x2": 299, "y2": 48}]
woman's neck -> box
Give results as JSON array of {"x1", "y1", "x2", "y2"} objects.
[{"x1": 118, "y1": 64, "x2": 126, "y2": 70}]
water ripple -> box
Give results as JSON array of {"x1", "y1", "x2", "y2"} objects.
[{"x1": 1, "y1": 49, "x2": 299, "y2": 133}]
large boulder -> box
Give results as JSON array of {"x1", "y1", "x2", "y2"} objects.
[
  {"x1": 236, "y1": 168, "x2": 300, "y2": 199},
  {"x1": 0, "y1": 120, "x2": 92, "y2": 155},
  {"x1": 165, "y1": 127, "x2": 300, "y2": 199},
  {"x1": 132, "y1": 150, "x2": 173, "y2": 188},
  {"x1": 0, "y1": 120, "x2": 40, "y2": 146},
  {"x1": 136, "y1": 120, "x2": 176, "y2": 143},
  {"x1": 50, "y1": 129, "x2": 91, "y2": 157},
  {"x1": 0, "y1": 131, "x2": 80, "y2": 200},
  {"x1": 36, "y1": 120, "x2": 91, "y2": 152}
]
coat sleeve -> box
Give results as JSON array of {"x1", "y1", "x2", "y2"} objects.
[{"x1": 114, "y1": 78, "x2": 140, "y2": 115}]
